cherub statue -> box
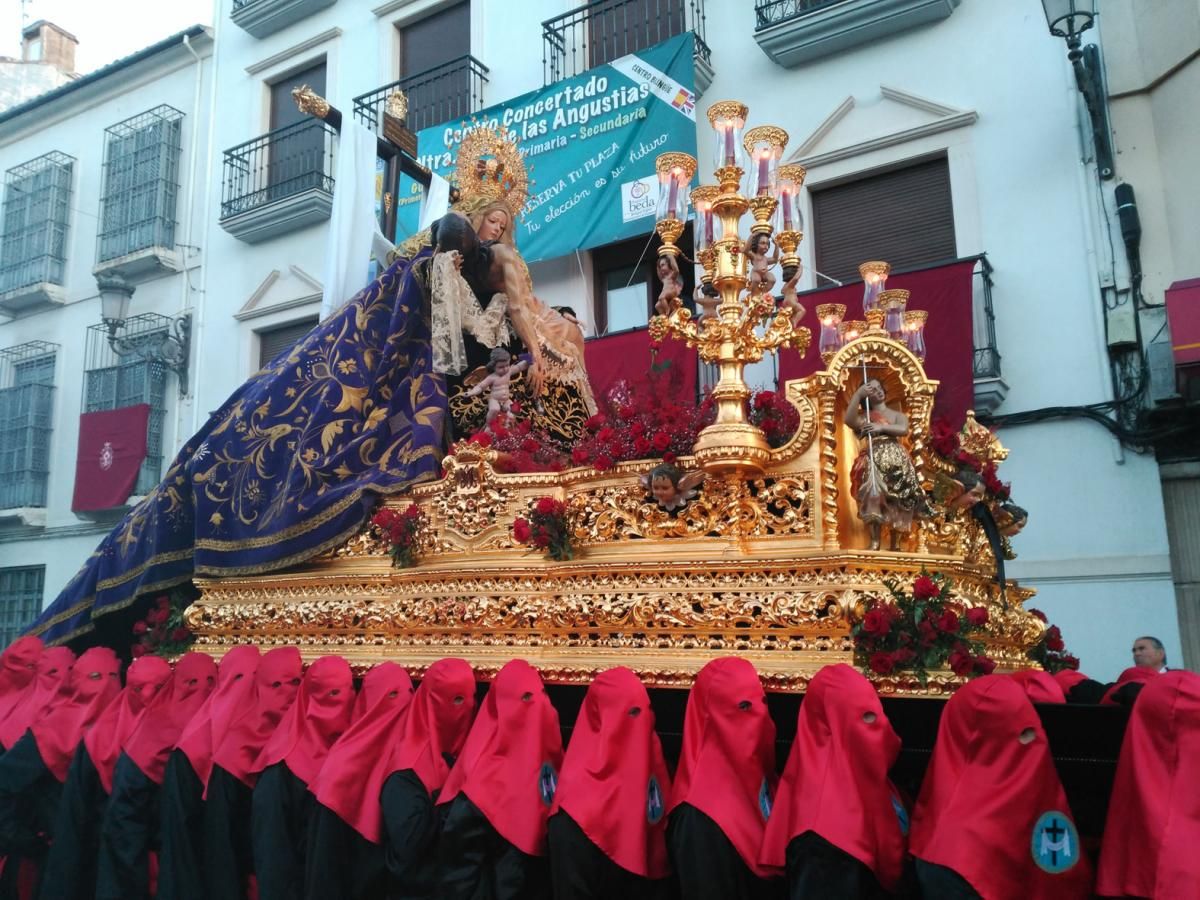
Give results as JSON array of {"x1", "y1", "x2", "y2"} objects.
[
  {"x1": 642, "y1": 463, "x2": 704, "y2": 513},
  {"x1": 694, "y1": 281, "x2": 720, "y2": 322},
  {"x1": 844, "y1": 378, "x2": 927, "y2": 551},
  {"x1": 654, "y1": 255, "x2": 684, "y2": 317},
  {"x1": 778, "y1": 266, "x2": 805, "y2": 328},
  {"x1": 745, "y1": 233, "x2": 779, "y2": 296},
  {"x1": 467, "y1": 347, "x2": 529, "y2": 424}
]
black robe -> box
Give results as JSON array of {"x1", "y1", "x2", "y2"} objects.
[
  {"x1": 436, "y1": 793, "x2": 551, "y2": 900},
  {"x1": 303, "y1": 803, "x2": 388, "y2": 900},
  {"x1": 913, "y1": 859, "x2": 981, "y2": 899},
  {"x1": 545, "y1": 810, "x2": 673, "y2": 900},
  {"x1": 251, "y1": 761, "x2": 318, "y2": 900},
  {"x1": 784, "y1": 832, "x2": 893, "y2": 899},
  {"x1": 157, "y1": 749, "x2": 207, "y2": 900},
  {"x1": 37, "y1": 745, "x2": 106, "y2": 900},
  {"x1": 0, "y1": 731, "x2": 60, "y2": 900},
  {"x1": 667, "y1": 803, "x2": 785, "y2": 900},
  {"x1": 203, "y1": 763, "x2": 255, "y2": 900},
  {"x1": 95, "y1": 752, "x2": 162, "y2": 900}
]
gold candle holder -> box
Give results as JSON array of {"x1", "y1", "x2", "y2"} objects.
[
  {"x1": 748, "y1": 195, "x2": 777, "y2": 235},
  {"x1": 843, "y1": 320, "x2": 867, "y2": 344},
  {"x1": 859, "y1": 260, "x2": 891, "y2": 316},
  {"x1": 881, "y1": 288, "x2": 910, "y2": 339},
  {"x1": 816, "y1": 302, "x2": 846, "y2": 363},
  {"x1": 904, "y1": 309, "x2": 929, "y2": 361},
  {"x1": 865, "y1": 308, "x2": 886, "y2": 332}
]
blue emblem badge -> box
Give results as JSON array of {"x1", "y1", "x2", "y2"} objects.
[
  {"x1": 759, "y1": 778, "x2": 773, "y2": 820},
  {"x1": 538, "y1": 762, "x2": 558, "y2": 807},
  {"x1": 891, "y1": 794, "x2": 909, "y2": 836},
  {"x1": 1031, "y1": 810, "x2": 1079, "y2": 874},
  {"x1": 646, "y1": 775, "x2": 664, "y2": 824}
]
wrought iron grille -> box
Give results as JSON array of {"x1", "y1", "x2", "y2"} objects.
[
  {"x1": 542, "y1": 0, "x2": 709, "y2": 85},
  {"x1": 972, "y1": 254, "x2": 1001, "y2": 379},
  {"x1": 353, "y1": 56, "x2": 489, "y2": 134},
  {"x1": 221, "y1": 119, "x2": 336, "y2": 220},
  {"x1": 84, "y1": 318, "x2": 168, "y2": 496},
  {"x1": 0, "y1": 152, "x2": 74, "y2": 295},
  {"x1": 755, "y1": 0, "x2": 846, "y2": 30},
  {"x1": 0, "y1": 566, "x2": 43, "y2": 647},
  {"x1": 0, "y1": 341, "x2": 57, "y2": 510},
  {"x1": 97, "y1": 105, "x2": 184, "y2": 263}
]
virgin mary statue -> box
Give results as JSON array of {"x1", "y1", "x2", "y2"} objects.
[{"x1": 30, "y1": 126, "x2": 594, "y2": 645}]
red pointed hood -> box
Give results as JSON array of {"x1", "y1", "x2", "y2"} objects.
[
  {"x1": 176, "y1": 644, "x2": 260, "y2": 787},
  {"x1": 1101, "y1": 665, "x2": 1159, "y2": 704},
  {"x1": 211, "y1": 646, "x2": 302, "y2": 787},
  {"x1": 123, "y1": 652, "x2": 218, "y2": 784},
  {"x1": 388, "y1": 658, "x2": 477, "y2": 796},
  {"x1": 910, "y1": 675, "x2": 1093, "y2": 899},
  {"x1": 84, "y1": 654, "x2": 172, "y2": 792},
  {"x1": 0, "y1": 636, "x2": 42, "y2": 724},
  {"x1": 310, "y1": 662, "x2": 414, "y2": 843},
  {"x1": 252, "y1": 655, "x2": 354, "y2": 785},
  {"x1": 1010, "y1": 669, "x2": 1066, "y2": 704},
  {"x1": 31, "y1": 646, "x2": 122, "y2": 781},
  {"x1": 670, "y1": 657, "x2": 778, "y2": 878},
  {"x1": 760, "y1": 664, "x2": 905, "y2": 889},
  {"x1": 551, "y1": 666, "x2": 671, "y2": 879},
  {"x1": 1097, "y1": 671, "x2": 1200, "y2": 898},
  {"x1": 0, "y1": 645, "x2": 74, "y2": 750},
  {"x1": 438, "y1": 659, "x2": 562, "y2": 856}
]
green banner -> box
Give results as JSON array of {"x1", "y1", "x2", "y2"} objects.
[{"x1": 395, "y1": 32, "x2": 698, "y2": 262}]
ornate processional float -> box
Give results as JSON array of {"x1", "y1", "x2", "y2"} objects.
[{"x1": 185, "y1": 102, "x2": 1044, "y2": 695}]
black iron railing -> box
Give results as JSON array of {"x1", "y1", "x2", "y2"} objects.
[
  {"x1": 0, "y1": 341, "x2": 57, "y2": 510},
  {"x1": 0, "y1": 152, "x2": 73, "y2": 294},
  {"x1": 220, "y1": 119, "x2": 336, "y2": 220},
  {"x1": 97, "y1": 106, "x2": 183, "y2": 263},
  {"x1": 972, "y1": 254, "x2": 1001, "y2": 380},
  {"x1": 755, "y1": 0, "x2": 847, "y2": 31},
  {"x1": 353, "y1": 56, "x2": 489, "y2": 134},
  {"x1": 542, "y1": 0, "x2": 709, "y2": 85}
]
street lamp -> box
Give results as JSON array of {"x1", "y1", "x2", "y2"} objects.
[
  {"x1": 96, "y1": 273, "x2": 193, "y2": 397},
  {"x1": 1041, "y1": 0, "x2": 1114, "y2": 179}
]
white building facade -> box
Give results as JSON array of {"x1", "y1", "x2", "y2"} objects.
[{"x1": 0, "y1": 0, "x2": 1186, "y2": 679}]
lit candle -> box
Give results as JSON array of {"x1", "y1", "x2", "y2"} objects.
[
  {"x1": 666, "y1": 167, "x2": 681, "y2": 218},
  {"x1": 756, "y1": 149, "x2": 770, "y2": 196},
  {"x1": 700, "y1": 201, "x2": 713, "y2": 245},
  {"x1": 780, "y1": 187, "x2": 793, "y2": 230},
  {"x1": 723, "y1": 123, "x2": 735, "y2": 167}
]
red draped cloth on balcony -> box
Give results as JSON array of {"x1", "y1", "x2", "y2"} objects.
[
  {"x1": 71, "y1": 404, "x2": 151, "y2": 512},
  {"x1": 584, "y1": 328, "x2": 699, "y2": 405},
  {"x1": 777, "y1": 259, "x2": 978, "y2": 426}
]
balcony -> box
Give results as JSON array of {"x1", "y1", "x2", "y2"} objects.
[
  {"x1": 0, "y1": 341, "x2": 57, "y2": 529},
  {"x1": 219, "y1": 119, "x2": 336, "y2": 245},
  {"x1": 353, "y1": 56, "x2": 489, "y2": 135},
  {"x1": 754, "y1": 0, "x2": 961, "y2": 68},
  {"x1": 231, "y1": 0, "x2": 336, "y2": 39},
  {"x1": 542, "y1": 0, "x2": 712, "y2": 92},
  {"x1": 0, "y1": 151, "x2": 73, "y2": 314}
]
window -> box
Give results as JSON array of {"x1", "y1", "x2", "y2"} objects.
[
  {"x1": 0, "y1": 152, "x2": 74, "y2": 294},
  {"x1": 398, "y1": 2, "x2": 469, "y2": 78},
  {"x1": 97, "y1": 106, "x2": 184, "y2": 263},
  {"x1": 258, "y1": 317, "x2": 318, "y2": 369},
  {"x1": 587, "y1": 0, "x2": 687, "y2": 69},
  {"x1": 811, "y1": 156, "x2": 956, "y2": 284},
  {"x1": 0, "y1": 567, "x2": 43, "y2": 648},
  {"x1": 0, "y1": 343, "x2": 56, "y2": 510},
  {"x1": 593, "y1": 228, "x2": 693, "y2": 334},
  {"x1": 265, "y1": 62, "x2": 329, "y2": 201},
  {"x1": 83, "y1": 323, "x2": 167, "y2": 496},
  {"x1": 25, "y1": 39, "x2": 42, "y2": 62}
]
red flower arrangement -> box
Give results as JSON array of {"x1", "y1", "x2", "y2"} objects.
[
  {"x1": 370, "y1": 503, "x2": 426, "y2": 568},
  {"x1": 130, "y1": 593, "x2": 194, "y2": 659},
  {"x1": 460, "y1": 415, "x2": 569, "y2": 474},
  {"x1": 748, "y1": 389, "x2": 801, "y2": 449},
  {"x1": 1026, "y1": 608, "x2": 1080, "y2": 673},
  {"x1": 852, "y1": 571, "x2": 995, "y2": 685},
  {"x1": 512, "y1": 496, "x2": 574, "y2": 561},
  {"x1": 569, "y1": 367, "x2": 715, "y2": 471}
]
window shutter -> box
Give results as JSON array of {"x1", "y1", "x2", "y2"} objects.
[
  {"x1": 259, "y1": 318, "x2": 318, "y2": 369},
  {"x1": 812, "y1": 157, "x2": 956, "y2": 284}
]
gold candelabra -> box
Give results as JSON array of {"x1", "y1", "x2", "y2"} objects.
[{"x1": 649, "y1": 101, "x2": 811, "y2": 477}]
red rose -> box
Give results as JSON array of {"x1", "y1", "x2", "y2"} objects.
[
  {"x1": 156, "y1": 595, "x2": 170, "y2": 609},
  {"x1": 1028, "y1": 608, "x2": 1048, "y2": 623},
  {"x1": 520, "y1": 438, "x2": 540, "y2": 454},
  {"x1": 633, "y1": 436, "x2": 652, "y2": 456},
  {"x1": 862, "y1": 608, "x2": 891, "y2": 637},
  {"x1": 893, "y1": 647, "x2": 917, "y2": 665},
  {"x1": 868, "y1": 652, "x2": 895, "y2": 675},
  {"x1": 912, "y1": 575, "x2": 940, "y2": 601},
  {"x1": 652, "y1": 432, "x2": 671, "y2": 452},
  {"x1": 470, "y1": 431, "x2": 493, "y2": 447},
  {"x1": 936, "y1": 610, "x2": 960, "y2": 634},
  {"x1": 535, "y1": 497, "x2": 558, "y2": 517},
  {"x1": 1044, "y1": 627, "x2": 1065, "y2": 653},
  {"x1": 532, "y1": 529, "x2": 550, "y2": 549},
  {"x1": 973, "y1": 656, "x2": 997, "y2": 675},
  {"x1": 132, "y1": 620, "x2": 149, "y2": 635},
  {"x1": 618, "y1": 406, "x2": 635, "y2": 421},
  {"x1": 593, "y1": 455, "x2": 613, "y2": 471},
  {"x1": 130, "y1": 644, "x2": 148, "y2": 658},
  {"x1": 649, "y1": 339, "x2": 662, "y2": 351},
  {"x1": 512, "y1": 517, "x2": 532, "y2": 543},
  {"x1": 663, "y1": 452, "x2": 677, "y2": 463},
  {"x1": 917, "y1": 619, "x2": 936, "y2": 647},
  {"x1": 596, "y1": 427, "x2": 615, "y2": 443},
  {"x1": 585, "y1": 415, "x2": 606, "y2": 431},
  {"x1": 170, "y1": 627, "x2": 191, "y2": 643},
  {"x1": 965, "y1": 607, "x2": 988, "y2": 627},
  {"x1": 1061, "y1": 653, "x2": 1081, "y2": 671},
  {"x1": 948, "y1": 649, "x2": 974, "y2": 676},
  {"x1": 148, "y1": 608, "x2": 170, "y2": 625},
  {"x1": 571, "y1": 447, "x2": 589, "y2": 465},
  {"x1": 510, "y1": 401, "x2": 522, "y2": 414}
]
